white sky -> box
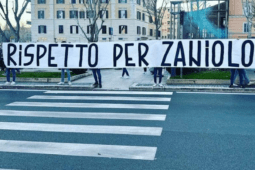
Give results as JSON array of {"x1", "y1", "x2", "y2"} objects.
[{"x1": 0, "y1": 0, "x2": 31, "y2": 27}]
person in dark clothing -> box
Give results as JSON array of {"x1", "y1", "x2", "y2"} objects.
[
  {"x1": 92, "y1": 69, "x2": 102, "y2": 88},
  {"x1": 143, "y1": 68, "x2": 147, "y2": 74},
  {"x1": 153, "y1": 67, "x2": 163, "y2": 87},
  {"x1": 121, "y1": 68, "x2": 129, "y2": 78}
]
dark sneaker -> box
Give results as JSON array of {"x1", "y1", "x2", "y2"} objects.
[
  {"x1": 229, "y1": 84, "x2": 234, "y2": 88},
  {"x1": 99, "y1": 84, "x2": 102, "y2": 88},
  {"x1": 93, "y1": 82, "x2": 98, "y2": 87}
]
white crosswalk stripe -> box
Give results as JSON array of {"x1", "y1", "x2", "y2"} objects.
[
  {"x1": 28, "y1": 95, "x2": 171, "y2": 102},
  {"x1": 0, "y1": 122, "x2": 162, "y2": 136},
  {"x1": 1, "y1": 91, "x2": 172, "y2": 162},
  {"x1": 0, "y1": 110, "x2": 166, "y2": 121},
  {"x1": 7, "y1": 102, "x2": 169, "y2": 110},
  {"x1": 44, "y1": 90, "x2": 173, "y2": 95},
  {"x1": 0, "y1": 140, "x2": 157, "y2": 160}
]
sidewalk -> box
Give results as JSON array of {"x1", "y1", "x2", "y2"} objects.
[{"x1": 1, "y1": 68, "x2": 255, "y2": 92}]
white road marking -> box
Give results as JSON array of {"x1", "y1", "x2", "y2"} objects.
[
  {"x1": 0, "y1": 139, "x2": 157, "y2": 160},
  {"x1": 177, "y1": 92, "x2": 255, "y2": 95},
  {"x1": 7, "y1": 102, "x2": 169, "y2": 110},
  {"x1": 0, "y1": 122, "x2": 162, "y2": 136},
  {"x1": 0, "y1": 110, "x2": 166, "y2": 121},
  {"x1": 45, "y1": 91, "x2": 173, "y2": 95},
  {"x1": 28, "y1": 95, "x2": 171, "y2": 102}
]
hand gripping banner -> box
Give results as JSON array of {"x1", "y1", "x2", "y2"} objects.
[{"x1": 2, "y1": 39, "x2": 255, "y2": 69}]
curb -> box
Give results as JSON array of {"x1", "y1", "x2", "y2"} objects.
[
  {"x1": 129, "y1": 83, "x2": 255, "y2": 93},
  {"x1": 0, "y1": 85, "x2": 94, "y2": 91},
  {"x1": 0, "y1": 72, "x2": 92, "y2": 83},
  {"x1": 167, "y1": 79, "x2": 230, "y2": 85}
]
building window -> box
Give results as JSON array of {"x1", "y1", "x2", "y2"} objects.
[
  {"x1": 142, "y1": 27, "x2": 146, "y2": 35},
  {"x1": 59, "y1": 25, "x2": 64, "y2": 34},
  {"x1": 70, "y1": 25, "x2": 79, "y2": 34},
  {"x1": 119, "y1": 25, "x2": 128, "y2": 34},
  {"x1": 244, "y1": 23, "x2": 251, "y2": 33},
  {"x1": 70, "y1": 10, "x2": 78, "y2": 18},
  {"x1": 137, "y1": 26, "x2": 141, "y2": 34},
  {"x1": 119, "y1": 10, "x2": 127, "y2": 18},
  {"x1": 38, "y1": 10, "x2": 44, "y2": 19},
  {"x1": 80, "y1": 11, "x2": 85, "y2": 18},
  {"x1": 71, "y1": 0, "x2": 76, "y2": 4},
  {"x1": 149, "y1": 16, "x2": 153, "y2": 23},
  {"x1": 100, "y1": 0, "x2": 108, "y2": 3},
  {"x1": 102, "y1": 25, "x2": 107, "y2": 34},
  {"x1": 57, "y1": 10, "x2": 65, "y2": 19},
  {"x1": 118, "y1": 0, "x2": 127, "y2": 3},
  {"x1": 142, "y1": 13, "x2": 145, "y2": 21},
  {"x1": 57, "y1": 0, "x2": 65, "y2": 3},
  {"x1": 137, "y1": 0, "x2": 140, "y2": 5},
  {"x1": 87, "y1": 10, "x2": 95, "y2": 18},
  {"x1": 137, "y1": 11, "x2": 141, "y2": 20},
  {"x1": 100, "y1": 10, "x2": 108, "y2": 19},
  {"x1": 102, "y1": 38, "x2": 107, "y2": 40},
  {"x1": 79, "y1": 0, "x2": 84, "y2": 3},
  {"x1": 150, "y1": 29, "x2": 153, "y2": 36},
  {"x1": 38, "y1": 25, "x2": 47, "y2": 34},
  {"x1": 38, "y1": 0, "x2": 46, "y2": 4},
  {"x1": 119, "y1": 38, "x2": 123, "y2": 40}
]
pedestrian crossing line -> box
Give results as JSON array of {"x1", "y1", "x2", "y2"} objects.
[
  {"x1": 28, "y1": 95, "x2": 172, "y2": 102},
  {"x1": 44, "y1": 91, "x2": 173, "y2": 95},
  {"x1": 0, "y1": 110, "x2": 166, "y2": 121},
  {"x1": 7, "y1": 102, "x2": 169, "y2": 110},
  {"x1": 0, "y1": 139, "x2": 157, "y2": 160},
  {"x1": 0, "y1": 122, "x2": 162, "y2": 136}
]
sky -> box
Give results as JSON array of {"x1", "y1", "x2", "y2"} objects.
[{"x1": 0, "y1": 0, "x2": 31, "y2": 27}]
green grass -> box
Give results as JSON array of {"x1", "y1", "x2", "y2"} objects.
[
  {"x1": 0, "y1": 71, "x2": 77, "y2": 78},
  {"x1": 172, "y1": 70, "x2": 231, "y2": 80}
]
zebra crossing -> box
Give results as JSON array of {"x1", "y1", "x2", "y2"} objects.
[{"x1": 0, "y1": 90, "x2": 172, "y2": 162}]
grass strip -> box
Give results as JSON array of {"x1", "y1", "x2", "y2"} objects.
[{"x1": 171, "y1": 70, "x2": 231, "y2": 80}]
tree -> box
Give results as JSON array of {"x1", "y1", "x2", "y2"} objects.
[
  {"x1": 0, "y1": 0, "x2": 30, "y2": 42},
  {"x1": 72, "y1": 0, "x2": 110, "y2": 43},
  {"x1": 143, "y1": 0, "x2": 169, "y2": 39},
  {"x1": 242, "y1": 0, "x2": 255, "y2": 38}
]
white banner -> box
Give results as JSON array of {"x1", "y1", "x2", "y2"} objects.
[{"x1": 2, "y1": 39, "x2": 255, "y2": 69}]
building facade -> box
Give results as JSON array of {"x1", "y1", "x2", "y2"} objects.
[
  {"x1": 161, "y1": 8, "x2": 170, "y2": 39},
  {"x1": 228, "y1": 0, "x2": 255, "y2": 38},
  {"x1": 31, "y1": 0, "x2": 156, "y2": 42}
]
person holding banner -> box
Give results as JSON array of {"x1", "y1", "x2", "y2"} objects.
[
  {"x1": 4, "y1": 68, "x2": 16, "y2": 85},
  {"x1": 121, "y1": 68, "x2": 129, "y2": 78},
  {"x1": 92, "y1": 69, "x2": 102, "y2": 88},
  {"x1": 153, "y1": 67, "x2": 163, "y2": 87},
  {"x1": 58, "y1": 69, "x2": 72, "y2": 86}
]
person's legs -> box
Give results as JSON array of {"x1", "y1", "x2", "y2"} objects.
[
  {"x1": 230, "y1": 69, "x2": 236, "y2": 85},
  {"x1": 6, "y1": 68, "x2": 10, "y2": 82},
  {"x1": 144, "y1": 68, "x2": 147, "y2": 72},
  {"x1": 92, "y1": 69, "x2": 98, "y2": 84},
  {"x1": 243, "y1": 69, "x2": 250, "y2": 84},
  {"x1": 238, "y1": 69, "x2": 244, "y2": 87},
  {"x1": 11, "y1": 69, "x2": 16, "y2": 82},
  {"x1": 158, "y1": 68, "x2": 163, "y2": 84},
  {"x1": 66, "y1": 69, "x2": 71, "y2": 82},
  {"x1": 61, "y1": 69, "x2": 65, "y2": 82},
  {"x1": 125, "y1": 68, "x2": 129, "y2": 76},
  {"x1": 97, "y1": 69, "x2": 101, "y2": 85},
  {"x1": 154, "y1": 68, "x2": 158, "y2": 84},
  {"x1": 122, "y1": 68, "x2": 125, "y2": 77}
]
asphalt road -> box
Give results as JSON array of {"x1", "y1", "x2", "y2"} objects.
[{"x1": 0, "y1": 89, "x2": 255, "y2": 170}]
